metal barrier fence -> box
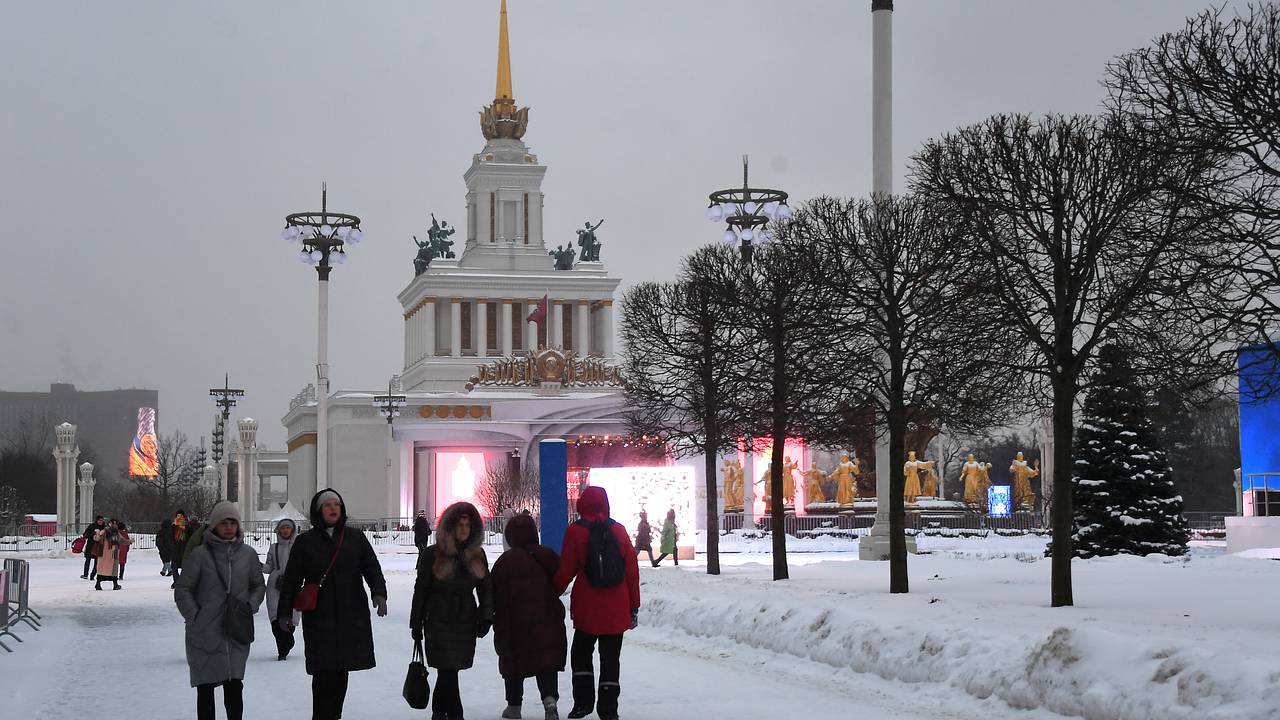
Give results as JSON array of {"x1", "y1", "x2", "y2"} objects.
[{"x1": 1, "y1": 558, "x2": 40, "y2": 652}]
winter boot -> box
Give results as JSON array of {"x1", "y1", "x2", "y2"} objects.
[
  {"x1": 542, "y1": 696, "x2": 559, "y2": 720},
  {"x1": 597, "y1": 682, "x2": 620, "y2": 720},
  {"x1": 566, "y1": 673, "x2": 594, "y2": 719},
  {"x1": 502, "y1": 705, "x2": 521, "y2": 719}
]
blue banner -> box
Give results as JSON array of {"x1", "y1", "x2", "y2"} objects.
[{"x1": 539, "y1": 440, "x2": 569, "y2": 553}]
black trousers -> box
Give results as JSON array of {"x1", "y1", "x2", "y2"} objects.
[
  {"x1": 117, "y1": 562, "x2": 126, "y2": 579},
  {"x1": 504, "y1": 673, "x2": 559, "y2": 704},
  {"x1": 654, "y1": 551, "x2": 678, "y2": 566},
  {"x1": 311, "y1": 670, "x2": 350, "y2": 720},
  {"x1": 270, "y1": 617, "x2": 296, "y2": 657},
  {"x1": 197, "y1": 679, "x2": 243, "y2": 720},
  {"x1": 82, "y1": 553, "x2": 96, "y2": 578},
  {"x1": 571, "y1": 630, "x2": 623, "y2": 712},
  {"x1": 636, "y1": 545, "x2": 655, "y2": 562},
  {"x1": 433, "y1": 669, "x2": 462, "y2": 716}
]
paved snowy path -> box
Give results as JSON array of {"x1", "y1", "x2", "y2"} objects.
[{"x1": 3, "y1": 555, "x2": 1055, "y2": 719}]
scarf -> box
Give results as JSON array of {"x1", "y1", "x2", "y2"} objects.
[{"x1": 174, "y1": 517, "x2": 188, "y2": 542}]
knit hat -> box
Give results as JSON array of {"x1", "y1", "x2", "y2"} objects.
[
  {"x1": 208, "y1": 501, "x2": 241, "y2": 528},
  {"x1": 316, "y1": 490, "x2": 341, "y2": 507}
]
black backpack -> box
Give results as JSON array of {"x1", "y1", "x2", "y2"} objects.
[{"x1": 576, "y1": 518, "x2": 626, "y2": 588}]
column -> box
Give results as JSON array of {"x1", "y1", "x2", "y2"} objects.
[
  {"x1": 450, "y1": 298, "x2": 462, "y2": 357},
  {"x1": 599, "y1": 301, "x2": 614, "y2": 358},
  {"x1": 501, "y1": 300, "x2": 514, "y2": 356},
  {"x1": 403, "y1": 310, "x2": 412, "y2": 367},
  {"x1": 551, "y1": 301, "x2": 564, "y2": 348},
  {"x1": 237, "y1": 419, "x2": 259, "y2": 521},
  {"x1": 527, "y1": 298, "x2": 539, "y2": 351},
  {"x1": 54, "y1": 422, "x2": 78, "y2": 529},
  {"x1": 423, "y1": 298, "x2": 436, "y2": 358},
  {"x1": 576, "y1": 300, "x2": 590, "y2": 355},
  {"x1": 476, "y1": 300, "x2": 488, "y2": 358},
  {"x1": 742, "y1": 441, "x2": 756, "y2": 530},
  {"x1": 77, "y1": 462, "x2": 95, "y2": 526}
]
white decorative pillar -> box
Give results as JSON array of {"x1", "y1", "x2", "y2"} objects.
[
  {"x1": 861, "y1": 0, "x2": 904, "y2": 561},
  {"x1": 527, "y1": 299, "x2": 539, "y2": 351},
  {"x1": 451, "y1": 298, "x2": 462, "y2": 357},
  {"x1": 476, "y1": 300, "x2": 489, "y2": 357},
  {"x1": 237, "y1": 419, "x2": 259, "y2": 521},
  {"x1": 551, "y1": 301, "x2": 564, "y2": 348},
  {"x1": 1040, "y1": 414, "x2": 1054, "y2": 516},
  {"x1": 53, "y1": 422, "x2": 78, "y2": 530},
  {"x1": 742, "y1": 441, "x2": 756, "y2": 530},
  {"x1": 423, "y1": 298, "x2": 436, "y2": 359},
  {"x1": 77, "y1": 462, "x2": 95, "y2": 528},
  {"x1": 576, "y1": 300, "x2": 590, "y2": 355},
  {"x1": 203, "y1": 464, "x2": 220, "y2": 494},
  {"x1": 599, "y1": 301, "x2": 614, "y2": 358},
  {"x1": 501, "y1": 300, "x2": 514, "y2": 356}
]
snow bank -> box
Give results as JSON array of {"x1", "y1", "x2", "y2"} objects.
[{"x1": 640, "y1": 557, "x2": 1280, "y2": 720}]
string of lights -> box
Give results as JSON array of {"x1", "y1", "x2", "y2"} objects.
[{"x1": 567, "y1": 434, "x2": 664, "y2": 449}]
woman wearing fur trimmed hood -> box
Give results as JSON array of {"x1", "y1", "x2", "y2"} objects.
[{"x1": 410, "y1": 501, "x2": 495, "y2": 720}]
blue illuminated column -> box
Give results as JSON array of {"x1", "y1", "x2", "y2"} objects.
[{"x1": 540, "y1": 439, "x2": 569, "y2": 553}]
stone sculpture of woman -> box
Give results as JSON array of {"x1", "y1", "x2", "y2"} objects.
[
  {"x1": 722, "y1": 458, "x2": 744, "y2": 511},
  {"x1": 903, "y1": 451, "x2": 934, "y2": 503},
  {"x1": 960, "y1": 453, "x2": 993, "y2": 511},
  {"x1": 803, "y1": 462, "x2": 827, "y2": 504},
  {"x1": 781, "y1": 456, "x2": 799, "y2": 506}
]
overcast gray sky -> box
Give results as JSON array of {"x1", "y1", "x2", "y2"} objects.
[{"x1": 0, "y1": 0, "x2": 1245, "y2": 448}]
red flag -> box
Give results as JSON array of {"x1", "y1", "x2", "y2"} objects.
[{"x1": 526, "y1": 294, "x2": 548, "y2": 323}]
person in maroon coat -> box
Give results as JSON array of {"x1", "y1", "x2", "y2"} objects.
[
  {"x1": 492, "y1": 513, "x2": 566, "y2": 720},
  {"x1": 553, "y1": 486, "x2": 640, "y2": 720}
]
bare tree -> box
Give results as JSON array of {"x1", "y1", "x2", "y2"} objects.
[
  {"x1": 911, "y1": 113, "x2": 1237, "y2": 606},
  {"x1": 1106, "y1": 3, "x2": 1280, "y2": 394},
  {"x1": 732, "y1": 232, "x2": 853, "y2": 581},
  {"x1": 794, "y1": 194, "x2": 1022, "y2": 592},
  {"x1": 620, "y1": 245, "x2": 750, "y2": 575},
  {"x1": 475, "y1": 461, "x2": 540, "y2": 518}
]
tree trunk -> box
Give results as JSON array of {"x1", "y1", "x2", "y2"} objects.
[
  {"x1": 890, "y1": 392, "x2": 911, "y2": 589},
  {"x1": 770, "y1": 429, "x2": 788, "y2": 581},
  {"x1": 704, "y1": 440, "x2": 721, "y2": 575},
  {"x1": 1050, "y1": 376, "x2": 1076, "y2": 607}
]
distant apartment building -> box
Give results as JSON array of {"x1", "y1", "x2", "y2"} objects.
[{"x1": 0, "y1": 383, "x2": 159, "y2": 472}]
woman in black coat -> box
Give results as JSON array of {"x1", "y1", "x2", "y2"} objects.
[
  {"x1": 278, "y1": 489, "x2": 388, "y2": 720},
  {"x1": 492, "y1": 513, "x2": 566, "y2": 719},
  {"x1": 410, "y1": 501, "x2": 494, "y2": 720}
]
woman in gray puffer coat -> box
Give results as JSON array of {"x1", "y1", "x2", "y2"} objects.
[{"x1": 174, "y1": 501, "x2": 266, "y2": 720}]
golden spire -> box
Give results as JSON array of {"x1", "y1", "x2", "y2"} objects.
[{"x1": 496, "y1": 0, "x2": 513, "y2": 102}]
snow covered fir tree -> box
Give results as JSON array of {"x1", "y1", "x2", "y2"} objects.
[{"x1": 1071, "y1": 345, "x2": 1190, "y2": 558}]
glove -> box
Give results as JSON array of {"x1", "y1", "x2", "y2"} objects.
[
  {"x1": 373, "y1": 596, "x2": 388, "y2": 617},
  {"x1": 476, "y1": 620, "x2": 491, "y2": 639},
  {"x1": 629, "y1": 608, "x2": 638, "y2": 630},
  {"x1": 277, "y1": 618, "x2": 294, "y2": 633}
]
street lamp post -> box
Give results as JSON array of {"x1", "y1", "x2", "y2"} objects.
[
  {"x1": 282, "y1": 183, "x2": 363, "y2": 492},
  {"x1": 373, "y1": 377, "x2": 407, "y2": 525},
  {"x1": 210, "y1": 374, "x2": 244, "y2": 501},
  {"x1": 706, "y1": 155, "x2": 791, "y2": 263}
]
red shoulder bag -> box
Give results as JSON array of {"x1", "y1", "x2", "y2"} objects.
[{"x1": 294, "y1": 529, "x2": 344, "y2": 612}]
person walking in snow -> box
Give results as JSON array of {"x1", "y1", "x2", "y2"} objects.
[
  {"x1": 553, "y1": 486, "x2": 641, "y2": 720},
  {"x1": 410, "y1": 501, "x2": 494, "y2": 720},
  {"x1": 651, "y1": 509, "x2": 679, "y2": 567},
  {"x1": 174, "y1": 501, "x2": 266, "y2": 720},
  {"x1": 157, "y1": 514, "x2": 175, "y2": 576},
  {"x1": 633, "y1": 511, "x2": 655, "y2": 565},
  {"x1": 80, "y1": 515, "x2": 105, "y2": 579},
  {"x1": 93, "y1": 519, "x2": 123, "y2": 591},
  {"x1": 278, "y1": 489, "x2": 388, "y2": 720},
  {"x1": 168, "y1": 510, "x2": 193, "y2": 588},
  {"x1": 263, "y1": 518, "x2": 301, "y2": 660},
  {"x1": 413, "y1": 509, "x2": 433, "y2": 550},
  {"x1": 115, "y1": 521, "x2": 133, "y2": 580},
  {"x1": 492, "y1": 513, "x2": 566, "y2": 720}
]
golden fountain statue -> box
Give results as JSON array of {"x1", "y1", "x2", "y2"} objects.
[{"x1": 1009, "y1": 451, "x2": 1040, "y2": 511}]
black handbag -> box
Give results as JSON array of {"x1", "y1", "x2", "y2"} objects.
[
  {"x1": 209, "y1": 545, "x2": 256, "y2": 645},
  {"x1": 403, "y1": 640, "x2": 431, "y2": 709}
]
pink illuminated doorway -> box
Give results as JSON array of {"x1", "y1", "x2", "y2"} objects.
[{"x1": 738, "y1": 437, "x2": 808, "y2": 518}]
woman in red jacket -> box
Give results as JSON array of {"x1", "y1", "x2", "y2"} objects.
[{"x1": 553, "y1": 486, "x2": 640, "y2": 720}]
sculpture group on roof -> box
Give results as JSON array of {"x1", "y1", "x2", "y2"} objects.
[{"x1": 413, "y1": 214, "x2": 457, "y2": 276}]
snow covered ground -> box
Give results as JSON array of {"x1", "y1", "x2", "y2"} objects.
[{"x1": 1, "y1": 540, "x2": 1276, "y2": 719}]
